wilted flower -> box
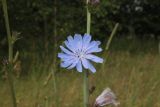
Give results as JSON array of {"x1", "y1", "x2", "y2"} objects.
[
  {"x1": 94, "y1": 88, "x2": 120, "y2": 107},
  {"x1": 58, "y1": 34, "x2": 103, "y2": 73}
]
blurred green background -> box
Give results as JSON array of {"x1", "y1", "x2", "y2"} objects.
[{"x1": 0, "y1": 0, "x2": 160, "y2": 107}]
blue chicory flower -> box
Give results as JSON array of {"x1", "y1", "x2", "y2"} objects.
[{"x1": 58, "y1": 34, "x2": 103, "y2": 73}]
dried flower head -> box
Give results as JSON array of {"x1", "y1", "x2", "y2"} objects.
[
  {"x1": 58, "y1": 34, "x2": 103, "y2": 73},
  {"x1": 94, "y1": 88, "x2": 120, "y2": 107}
]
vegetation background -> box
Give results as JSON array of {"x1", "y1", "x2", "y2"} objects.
[{"x1": 0, "y1": 0, "x2": 160, "y2": 107}]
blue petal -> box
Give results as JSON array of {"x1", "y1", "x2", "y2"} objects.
[
  {"x1": 64, "y1": 56, "x2": 77, "y2": 63},
  {"x1": 64, "y1": 40, "x2": 75, "y2": 52},
  {"x1": 74, "y1": 34, "x2": 83, "y2": 50},
  {"x1": 83, "y1": 34, "x2": 91, "y2": 49},
  {"x1": 86, "y1": 47, "x2": 102, "y2": 53},
  {"x1": 82, "y1": 58, "x2": 89, "y2": 69},
  {"x1": 60, "y1": 46, "x2": 74, "y2": 55},
  {"x1": 60, "y1": 62, "x2": 71, "y2": 68},
  {"x1": 87, "y1": 61, "x2": 96, "y2": 73},
  {"x1": 76, "y1": 60, "x2": 82, "y2": 72},
  {"x1": 86, "y1": 41, "x2": 97, "y2": 50},
  {"x1": 61, "y1": 57, "x2": 78, "y2": 68},
  {"x1": 86, "y1": 54, "x2": 103, "y2": 63},
  {"x1": 67, "y1": 59, "x2": 79, "y2": 69},
  {"x1": 96, "y1": 41, "x2": 101, "y2": 45},
  {"x1": 58, "y1": 53, "x2": 68, "y2": 59},
  {"x1": 58, "y1": 53, "x2": 75, "y2": 62},
  {"x1": 86, "y1": 41, "x2": 101, "y2": 50},
  {"x1": 67, "y1": 36, "x2": 74, "y2": 43},
  {"x1": 65, "y1": 36, "x2": 76, "y2": 52}
]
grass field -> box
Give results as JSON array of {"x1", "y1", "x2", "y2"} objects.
[{"x1": 1, "y1": 50, "x2": 160, "y2": 107}]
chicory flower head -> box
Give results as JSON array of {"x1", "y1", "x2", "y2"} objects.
[{"x1": 58, "y1": 34, "x2": 103, "y2": 73}]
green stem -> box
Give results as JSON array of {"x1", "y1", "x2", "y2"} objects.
[
  {"x1": 1, "y1": 0, "x2": 13, "y2": 62},
  {"x1": 102, "y1": 23, "x2": 119, "y2": 72},
  {"x1": 2, "y1": 0, "x2": 17, "y2": 107},
  {"x1": 7, "y1": 65, "x2": 17, "y2": 107},
  {"x1": 105, "y1": 23, "x2": 119, "y2": 51},
  {"x1": 83, "y1": 0, "x2": 91, "y2": 107},
  {"x1": 83, "y1": 70, "x2": 89, "y2": 107},
  {"x1": 86, "y1": 0, "x2": 91, "y2": 34}
]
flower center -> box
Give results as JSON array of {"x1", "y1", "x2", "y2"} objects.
[
  {"x1": 79, "y1": 52, "x2": 84, "y2": 59},
  {"x1": 75, "y1": 49, "x2": 85, "y2": 59}
]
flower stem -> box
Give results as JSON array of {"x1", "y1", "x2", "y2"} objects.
[
  {"x1": 2, "y1": 0, "x2": 17, "y2": 107},
  {"x1": 7, "y1": 64, "x2": 17, "y2": 107},
  {"x1": 83, "y1": 0, "x2": 91, "y2": 107},
  {"x1": 86, "y1": 0, "x2": 91, "y2": 34},
  {"x1": 83, "y1": 70, "x2": 89, "y2": 107}
]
